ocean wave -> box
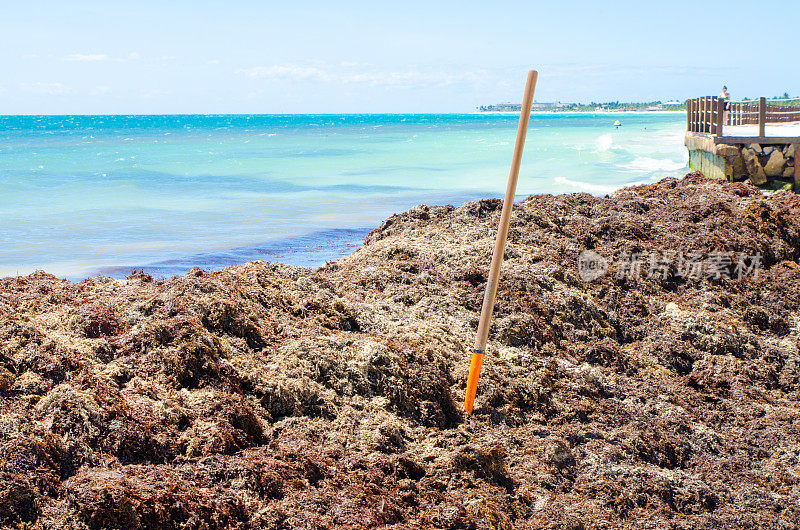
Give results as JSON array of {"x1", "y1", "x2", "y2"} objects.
[
  {"x1": 619, "y1": 157, "x2": 686, "y2": 173},
  {"x1": 555, "y1": 176, "x2": 661, "y2": 195},
  {"x1": 595, "y1": 134, "x2": 613, "y2": 152},
  {"x1": 555, "y1": 176, "x2": 620, "y2": 194}
]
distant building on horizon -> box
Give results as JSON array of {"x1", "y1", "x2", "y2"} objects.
[
  {"x1": 478, "y1": 101, "x2": 561, "y2": 112},
  {"x1": 478, "y1": 99, "x2": 685, "y2": 112}
]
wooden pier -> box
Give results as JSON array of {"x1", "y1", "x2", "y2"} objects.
[{"x1": 685, "y1": 95, "x2": 800, "y2": 189}]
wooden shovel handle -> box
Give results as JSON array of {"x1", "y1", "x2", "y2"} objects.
[{"x1": 464, "y1": 70, "x2": 538, "y2": 414}]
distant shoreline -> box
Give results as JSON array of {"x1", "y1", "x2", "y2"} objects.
[
  {"x1": 0, "y1": 111, "x2": 687, "y2": 118},
  {"x1": 473, "y1": 110, "x2": 686, "y2": 115}
]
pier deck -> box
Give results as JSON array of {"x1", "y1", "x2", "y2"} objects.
[
  {"x1": 708, "y1": 121, "x2": 800, "y2": 144},
  {"x1": 685, "y1": 95, "x2": 799, "y2": 187}
]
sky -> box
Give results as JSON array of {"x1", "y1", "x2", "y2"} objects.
[{"x1": 1, "y1": 0, "x2": 797, "y2": 114}]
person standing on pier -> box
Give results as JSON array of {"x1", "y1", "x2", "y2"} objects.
[{"x1": 720, "y1": 86, "x2": 731, "y2": 124}]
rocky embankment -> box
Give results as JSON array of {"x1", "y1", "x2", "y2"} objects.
[
  {"x1": 2, "y1": 173, "x2": 800, "y2": 529},
  {"x1": 740, "y1": 143, "x2": 796, "y2": 187}
]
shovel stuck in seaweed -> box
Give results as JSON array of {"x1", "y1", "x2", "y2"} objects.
[{"x1": 464, "y1": 70, "x2": 538, "y2": 414}]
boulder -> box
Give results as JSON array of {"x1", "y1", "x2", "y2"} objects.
[
  {"x1": 782, "y1": 166, "x2": 794, "y2": 179},
  {"x1": 764, "y1": 150, "x2": 786, "y2": 177},
  {"x1": 747, "y1": 143, "x2": 763, "y2": 154},
  {"x1": 742, "y1": 148, "x2": 768, "y2": 185},
  {"x1": 731, "y1": 154, "x2": 748, "y2": 181},
  {"x1": 786, "y1": 143, "x2": 795, "y2": 160},
  {"x1": 763, "y1": 146, "x2": 775, "y2": 156},
  {"x1": 750, "y1": 169, "x2": 768, "y2": 186}
]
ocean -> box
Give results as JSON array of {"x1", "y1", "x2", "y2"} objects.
[{"x1": 0, "y1": 113, "x2": 688, "y2": 280}]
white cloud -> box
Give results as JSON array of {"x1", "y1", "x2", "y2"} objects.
[
  {"x1": 63, "y1": 52, "x2": 140, "y2": 62},
  {"x1": 140, "y1": 88, "x2": 171, "y2": 99},
  {"x1": 19, "y1": 82, "x2": 71, "y2": 95},
  {"x1": 89, "y1": 85, "x2": 111, "y2": 96},
  {"x1": 241, "y1": 65, "x2": 331, "y2": 81},
  {"x1": 65, "y1": 54, "x2": 110, "y2": 62},
  {"x1": 238, "y1": 64, "x2": 486, "y2": 88}
]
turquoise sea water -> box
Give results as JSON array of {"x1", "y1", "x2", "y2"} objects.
[{"x1": 0, "y1": 113, "x2": 688, "y2": 280}]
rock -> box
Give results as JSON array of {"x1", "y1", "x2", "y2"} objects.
[
  {"x1": 764, "y1": 150, "x2": 786, "y2": 177},
  {"x1": 747, "y1": 143, "x2": 763, "y2": 154},
  {"x1": 742, "y1": 148, "x2": 768, "y2": 185},
  {"x1": 763, "y1": 146, "x2": 775, "y2": 156},
  {"x1": 786, "y1": 143, "x2": 796, "y2": 160},
  {"x1": 783, "y1": 166, "x2": 795, "y2": 179},
  {"x1": 773, "y1": 180, "x2": 793, "y2": 192},
  {"x1": 730, "y1": 154, "x2": 748, "y2": 181}
]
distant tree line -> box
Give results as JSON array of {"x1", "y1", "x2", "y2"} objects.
[
  {"x1": 741, "y1": 93, "x2": 797, "y2": 105},
  {"x1": 561, "y1": 101, "x2": 685, "y2": 111}
]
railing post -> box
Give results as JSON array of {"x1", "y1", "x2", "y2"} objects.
[
  {"x1": 795, "y1": 143, "x2": 799, "y2": 191},
  {"x1": 701, "y1": 97, "x2": 706, "y2": 132},
  {"x1": 711, "y1": 97, "x2": 718, "y2": 135},
  {"x1": 759, "y1": 97, "x2": 766, "y2": 137},
  {"x1": 699, "y1": 98, "x2": 703, "y2": 132},
  {"x1": 686, "y1": 99, "x2": 691, "y2": 131},
  {"x1": 696, "y1": 98, "x2": 700, "y2": 132},
  {"x1": 702, "y1": 96, "x2": 707, "y2": 132},
  {"x1": 697, "y1": 98, "x2": 702, "y2": 132},
  {"x1": 715, "y1": 97, "x2": 724, "y2": 136},
  {"x1": 710, "y1": 97, "x2": 716, "y2": 135}
]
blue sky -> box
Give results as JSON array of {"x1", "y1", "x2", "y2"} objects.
[{"x1": 1, "y1": 0, "x2": 797, "y2": 114}]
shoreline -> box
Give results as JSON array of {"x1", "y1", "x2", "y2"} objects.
[
  {"x1": 0, "y1": 184, "x2": 665, "y2": 282},
  {"x1": 0, "y1": 110, "x2": 687, "y2": 118},
  {"x1": 0, "y1": 113, "x2": 690, "y2": 284},
  {"x1": 473, "y1": 109, "x2": 686, "y2": 115}
]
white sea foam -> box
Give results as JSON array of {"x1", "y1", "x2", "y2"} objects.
[
  {"x1": 595, "y1": 134, "x2": 613, "y2": 152},
  {"x1": 620, "y1": 157, "x2": 686, "y2": 173},
  {"x1": 555, "y1": 176, "x2": 620, "y2": 194},
  {"x1": 555, "y1": 176, "x2": 659, "y2": 195}
]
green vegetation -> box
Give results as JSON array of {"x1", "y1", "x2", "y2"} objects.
[
  {"x1": 478, "y1": 100, "x2": 686, "y2": 112},
  {"x1": 561, "y1": 101, "x2": 685, "y2": 112},
  {"x1": 741, "y1": 93, "x2": 797, "y2": 106}
]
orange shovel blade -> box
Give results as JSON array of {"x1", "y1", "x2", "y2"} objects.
[{"x1": 464, "y1": 350, "x2": 484, "y2": 414}]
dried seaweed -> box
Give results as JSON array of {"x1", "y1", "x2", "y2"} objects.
[{"x1": 0, "y1": 174, "x2": 799, "y2": 528}]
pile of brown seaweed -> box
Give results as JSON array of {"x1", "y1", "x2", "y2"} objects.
[{"x1": 2, "y1": 173, "x2": 800, "y2": 529}]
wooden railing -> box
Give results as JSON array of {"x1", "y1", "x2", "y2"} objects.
[
  {"x1": 687, "y1": 96, "x2": 725, "y2": 134},
  {"x1": 687, "y1": 96, "x2": 800, "y2": 137}
]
